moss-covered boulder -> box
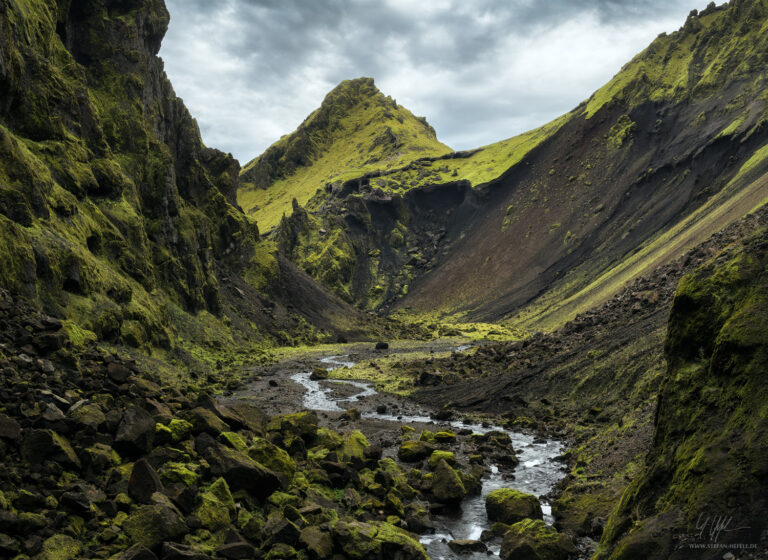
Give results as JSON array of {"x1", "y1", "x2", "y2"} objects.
[
  {"x1": 300, "y1": 526, "x2": 334, "y2": 558},
  {"x1": 249, "y1": 436, "x2": 297, "y2": 480},
  {"x1": 265, "y1": 543, "x2": 299, "y2": 559},
  {"x1": 21, "y1": 429, "x2": 80, "y2": 467},
  {"x1": 434, "y1": 431, "x2": 457, "y2": 443},
  {"x1": 196, "y1": 433, "x2": 281, "y2": 498},
  {"x1": 316, "y1": 426, "x2": 344, "y2": 449},
  {"x1": 340, "y1": 430, "x2": 369, "y2": 465},
  {"x1": 122, "y1": 502, "x2": 187, "y2": 549},
  {"x1": 332, "y1": 520, "x2": 428, "y2": 560},
  {"x1": 486, "y1": 488, "x2": 543, "y2": 525},
  {"x1": 195, "y1": 478, "x2": 235, "y2": 531},
  {"x1": 431, "y1": 459, "x2": 466, "y2": 504},
  {"x1": 40, "y1": 534, "x2": 82, "y2": 560},
  {"x1": 397, "y1": 440, "x2": 434, "y2": 463},
  {"x1": 185, "y1": 407, "x2": 228, "y2": 436},
  {"x1": 500, "y1": 519, "x2": 575, "y2": 560},
  {"x1": 69, "y1": 403, "x2": 106, "y2": 430},
  {"x1": 427, "y1": 450, "x2": 457, "y2": 470}
]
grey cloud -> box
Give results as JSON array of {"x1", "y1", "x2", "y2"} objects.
[{"x1": 161, "y1": 0, "x2": 711, "y2": 162}]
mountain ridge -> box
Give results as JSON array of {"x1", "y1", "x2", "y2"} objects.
[
  {"x1": 238, "y1": 77, "x2": 452, "y2": 231},
  {"x1": 256, "y1": 0, "x2": 768, "y2": 332}
]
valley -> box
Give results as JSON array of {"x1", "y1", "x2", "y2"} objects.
[{"x1": 0, "y1": 1, "x2": 767, "y2": 560}]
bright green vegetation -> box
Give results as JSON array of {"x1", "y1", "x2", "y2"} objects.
[
  {"x1": 584, "y1": 2, "x2": 768, "y2": 117},
  {"x1": 238, "y1": 77, "x2": 451, "y2": 231},
  {"x1": 326, "y1": 340, "x2": 470, "y2": 396},
  {"x1": 366, "y1": 115, "x2": 569, "y2": 192},
  {"x1": 597, "y1": 228, "x2": 768, "y2": 559}
]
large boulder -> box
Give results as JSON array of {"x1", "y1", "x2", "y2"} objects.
[
  {"x1": 39, "y1": 534, "x2": 82, "y2": 560},
  {"x1": 122, "y1": 501, "x2": 187, "y2": 550},
  {"x1": 431, "y1": 459, "x2": 466, "y2": 504},
  {"x1": 486, "y1": 488, "x2": 543, "y2": 525},
  {"x1": 196, "y1": 433, "x2": 281, "y2": 498},
  {"x1": 184, "y1": 407, "x2": 228, "y2": 436},
  {"x1": 195, "y1": 478, "x2": 235, "y2": 531},
  {"x1": 248, "y1": 436, "x2": 296, "y2": 480},
  {"x1": 115, "y1": 406, "x2": 156, "y2": 456},
  {"x1": 0, "y1": 413, "x2": 21, "y2": 441},
  {"x1": 300, "y1": 526, "x2": 334, "y2": 559},
  {"x1": 500, "y1": 519, "x2": 575, "y2": 560},
  {"x1": 129, "y1": 458, "x2": 164, "y2": 504},
  {"x1": 21, "y1": 429, "x2": 80, "y2": 467},
  {"x1": 397, "y1": 440, "x2": 434, "y2": 463},
  {"x1": 332, "y1": 520, "x2": 428, "y2": 560}
]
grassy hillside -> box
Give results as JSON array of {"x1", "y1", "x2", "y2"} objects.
[{"x1": 237, "y1": 77, "x2": 452, "y2": 231}]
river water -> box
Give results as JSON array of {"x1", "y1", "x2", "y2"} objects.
[{"x1": 290, "y1": 354, "x2": 566, "y2": 560}]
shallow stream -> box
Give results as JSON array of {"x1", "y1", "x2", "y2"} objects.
[{"x1": 291, "y1": 354, "x2": 566, "y2": 559}]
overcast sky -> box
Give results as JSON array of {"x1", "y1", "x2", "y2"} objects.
[{"x1": 160, "y1": 0, "x2": 709, "y2": 164}]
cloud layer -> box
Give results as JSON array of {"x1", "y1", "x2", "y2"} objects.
[{"x1": 160, "y1": 0, "x2": 709, "y2": 163}]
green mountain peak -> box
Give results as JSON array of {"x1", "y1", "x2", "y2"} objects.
[{"x1": 238, "y1": 77, "x2": 452, "y2": 231}]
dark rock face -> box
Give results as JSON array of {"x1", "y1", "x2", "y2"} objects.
[
  {"x1": 115, "y1": 406, "x2": 156, "y2": 456},
  {"x1": 195, "y1": 434, "x2": 281, "y2": 498},
  {"x1": 0, "y1": 0, "x2": 366, "y2": 361},
  {"x1": 21, "y1": 429, "x2": 81, "y2": 467},
  {"x1": 129, "y1": 459, "x2": 164, "y2": 504}
]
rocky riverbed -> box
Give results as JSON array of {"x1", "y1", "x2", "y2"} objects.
[{"x1": 224, "y1": 350, "x2": 572, "y2": 559}]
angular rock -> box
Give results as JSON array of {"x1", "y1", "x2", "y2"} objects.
[
  {"x1": 485, "y1": 488, "x2": 543, "y2": 525},
  {"x1": 107, "y1": 361, "x2": 133, "y2": 383},
  {"x1": 115, "y1": 406, "x2": 156, "y2": 456},
  {"x1": 196, "y1": 433, "x2": 281, "y2": 498},
  {"x1": 499, "y1": 519, "x2": 575, "y2": 560},
  {"x1": 39, "y1": 534, "x2": 81, "y2": 560},
  {"x1": 69, "y1": 403, "x2": 106, "y2": 430},
  {"x1": 0, "y1": 413, "x2": 20, "y2": 441},
  {"x1": 160, "y1": 542, "x2": 213, "y2": 559},
  {"x1": 431, "y1": 459, "x2": 466, "y2": 504},
  {"x1": 397, "y1": 440, "x2": 434, "y2": 463},
  {"x1": 114, "y1": 544, "x2": 159, "y2": 560},
  {"x1": 129, "y1": 458, "x2": 164, "y2": 504},
  {"x1": 263, "y1": 517, "x2": 301, "y2": 547},
  {"x1": 21, "y1": 429, "x2": 80, "y2": 467},
  {"x1": 123, "y1": 503, "x2": 188, "y2": 550},
  {"x1": 215, "y1": 541, "x2": 257, "y2": 559},
  {"x1": 185, "y1": 407, "x2": 228, "y2": 436},
  {"x1": 300, "y1": 526, "x2": 333, "y2": 559}
]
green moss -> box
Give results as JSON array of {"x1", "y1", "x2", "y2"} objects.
[
  {"x1": 196, "y1": 478, "x2": 234, "y2": 531},
  {"x1": 606, "y1": 115, "x2": 637, "y2": 149},
  {"x1": 159, "y1": 462, "x2": 199, "y2": 487},
  {"x1": 248, "y1": 436, "x2": 297, "y2": 480},
  {"x1": 340, "y1": 430, "x2": 369, "y2": 463},
  {"x1": 40, "y1": 534, "x2": 82, "y2": 560},
  {"x1": 427, "y1": 450, "x2": 457, "y2": 470}
]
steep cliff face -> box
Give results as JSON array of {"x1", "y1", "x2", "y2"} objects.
[
  {"x1": 597, "y1": 226, "x2": 768, "y2": 559},
  {"x1": 0, "y1": 0, "x2": 368, "y2": 360},
  {"x1": 400, "y1": 0, "x2": 768, "y2": 326}
]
